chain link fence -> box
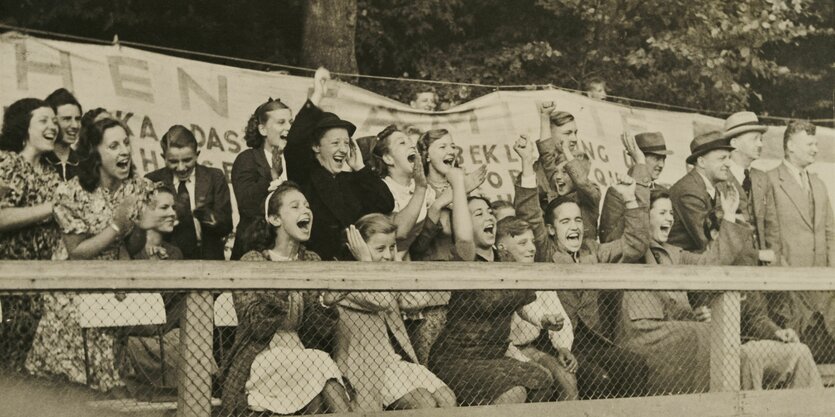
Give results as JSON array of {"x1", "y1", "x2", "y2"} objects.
[{"x1": 1, "y1": 286, "x2": 833, "y2": 416}]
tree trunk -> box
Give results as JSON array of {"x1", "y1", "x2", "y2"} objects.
[{"x1": 300, "y1": 0, "x2": 358, "y2": 74}]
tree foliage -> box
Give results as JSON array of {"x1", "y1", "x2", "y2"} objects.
[{"x1": 1, "y1": 0, "x2": 832, "y2": 120}]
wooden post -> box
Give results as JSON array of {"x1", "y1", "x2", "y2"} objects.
[
  {"x1": 709, "y1": 291, "x2": 741, "y2": 392},
  {"x1": 177, "y1": 291, "x2": 214, "y2": 417}
]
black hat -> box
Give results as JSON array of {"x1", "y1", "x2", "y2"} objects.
[
  {"x1": 312, "y1": 112, "x2": 357, "y2": 141},
  {"x1": 686, "y1": 131, "x2": 734, "y2": 165}
]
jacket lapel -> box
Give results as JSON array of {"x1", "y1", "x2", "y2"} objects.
[
  {"x1": 777, "y1": 164, "x2": 813, "y2": 228},
  {"x1": 311, "y1": 166, "x2": 355, "y2": 226},
  {"x1": 253, "y1": 148, "x2": 272, "y2": 182},
  {"x1": 810, "y1": 173, "x2": 825, "y2": 228},
  {"x1": 194, "y1": 165, "x2": 210, "y2": 208}
]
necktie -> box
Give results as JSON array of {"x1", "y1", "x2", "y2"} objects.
[
  {"x1": 177, "y1": 181, "x2": 197, "y2": 242},
  {"x1": 271, "y1": 147, "x2": 284, "y2": 179},
  {"x1": 742, "y1": 168, "x2": 751, "y2": 197},
  {"x1": 801, "y1": 170, "x2": 815, "y2": 221}
]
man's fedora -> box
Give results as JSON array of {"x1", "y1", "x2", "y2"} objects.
[
  {"x1": 720, "y1": 111, "x2": 767, "y2": 141},
  {"x1": 635, "y1": 132, "x2": 673, "y2": 156},
  {"x1": 686, "y1": 131, "x2": 734, "y2": 165}
]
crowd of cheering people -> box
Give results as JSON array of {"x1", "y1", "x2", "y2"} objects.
[{"x1": 0, "y1": 66, "x2": 833, "y2": 415}]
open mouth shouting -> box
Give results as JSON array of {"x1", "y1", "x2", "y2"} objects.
[
  {"x1": 115, "y1": 156, "x2": 131, "y2": 174},
  {"x1": 333, "y1": 151, "x2": 347, "y2": 167},
  {"x1": 442, "y1": 154, "x2": 456, "y2": 167},
  {"x1": 296, "y1": 214, "x2": 312, "y2": 236},
  {"x1": 565, "y1": 229, "x2": 582, "y2": 248},
  {"x1": 406, "y1": 149, "x2": 418, "y2": 165}
]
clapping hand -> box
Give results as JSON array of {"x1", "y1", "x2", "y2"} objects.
[
  {"x1": 347, "y1": 136, "x2": 365, "y2": 171},
  {"x1": 719, "y1": 187, "x2": 740, "y2": 223},
  {"x1": 694, "y1": 306, "x2": 712, "y2": 322},
  {"x1": 540, "y1": 313, "x2": 565, "y2": 332},
  {"x1": 346, "y1": 225, "x2": 373, "y2": 262},
  {"x1": 775, "y1": 328, "x2": 799, "y2": 343},
  {"x1": 556, "y1": 347, "x2": 579, "y2": 374},
  {"x1": 463, "y1": 165, "x2": 488, "y2": 193},
  {"x1": 758, "y1": 249, "x2": 776, "y2": 264}
]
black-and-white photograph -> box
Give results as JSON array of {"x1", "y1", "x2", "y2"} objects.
[{"x1": 0, "y1": 1, "x2": 833, "y2": 416}]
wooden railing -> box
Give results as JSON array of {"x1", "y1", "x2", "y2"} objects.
[{"x1": 1, "y1": 261, "x2": 834, "y2": 417}]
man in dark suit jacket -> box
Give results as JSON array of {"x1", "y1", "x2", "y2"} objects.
[
  {"x1": 146, "y1": 125, "x2": 233, "y2": 260},
  {"x1": 667, "y1": 131, "x2": 736, "y2": 253}
]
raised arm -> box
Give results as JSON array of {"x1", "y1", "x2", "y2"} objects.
[
  {"x1": 285, "y1": 68, "x2": 329, "y2": 185},
  {"x1": 597, "y1": 175, "x2": 649, "y2": 263},
  {"x1": 513, "y1": 136, "x2": 555, "y2": 262},
  {"x1": 446, "y1": 167, "x2": 476, "y2": 261},
  {"x1": 392, "y1": 160, "x2": 428, "y2": 243}
]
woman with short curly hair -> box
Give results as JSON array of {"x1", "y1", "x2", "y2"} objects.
[{"x1": 0, "y1": 97, "x2": 62, "y2": 371}]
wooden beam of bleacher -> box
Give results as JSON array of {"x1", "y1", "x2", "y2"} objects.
[{"x1": 0, "y1": 260, "x2": 833, "y2": 291}]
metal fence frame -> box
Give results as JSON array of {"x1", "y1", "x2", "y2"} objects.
[{"x1": 1, "y1": 260, "x2": 834, "y2": 417}]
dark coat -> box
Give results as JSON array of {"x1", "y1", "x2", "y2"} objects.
[
  {"x1": 146, "y1": 164, "x2": 233, "y2": 260},
  {"x1": 598, "y1": 164, "x2": 665, "y2": 244},
  {"x1": 667, "y1": 169, "x2": 718, "y2": 253},
  {"x1": 284, "y1": 99, "x2": 394, "y2": 260},
  {"x1": 230, "y1": 147, "x2": 273, "y2": 260}
]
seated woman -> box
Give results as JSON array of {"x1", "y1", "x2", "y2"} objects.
[
  {"x1": 403, "y1": 129, "x2": 484, "y2": 364},
  {"x1": 428, "y1": 208, "x2": 556, "y2": 406},
  {"x1": 616, "y1": 187, "x2": 771, "y2": 394},
  {"x1": 26, "y1": 117, "x2": 154, "y2": 394},
  {"x1": 221, "y1": 182, "x2": 351, "y2": 416},
  {"x1": 124, "y1": 184, "x2": 186, "y2": 399},
  {"x1": 326, "y1": 213, "x2": 455, "y2": 411}
]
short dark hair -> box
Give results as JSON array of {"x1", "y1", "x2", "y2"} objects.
[
  {"x1": 544, "y1": 195, "x2": 578, "y2": 225},
  {"x1": 549, "y1": 111, "x2": 575, "y2": 127},
  {"x1": 0, "y1": 98, "x2": 51, "y2": 153},
  {"x1": 244, "y1": 98, "x2": 290, "y2": 149},
  {"x1": 161, "y1": 125, "x2": 199, "y2": 154},
  {"x1": 467, "y1": 195, "x2": 493, "y2": 209},
  {"x1": 650, "y1": 189, "x2": 671, "y2": 209},
  {"x1": 76, "y1": 118, "x2": 132, "y2": 192},
  {"x1": 783, "y1": 120, "x2": 816, "y2": 152},
  {"x1": 490, "y1": 199, "x2": 514, "y2": 212},
  {"x1": 81, "y1": 108, "x2": 110, "y2": 131},
  {"x1": 496, "y1": 216, "x2": 531, "y2": 241},
  {"x1": 45, "y1": 88, "x2": 82, "y2": 114}
]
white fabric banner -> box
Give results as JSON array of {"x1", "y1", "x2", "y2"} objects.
[{"x1": 2, "y1": 32, "x2": 833, "y2": 225}]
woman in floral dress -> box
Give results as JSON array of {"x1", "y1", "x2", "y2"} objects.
[
  {"x1": 0, "y1": 98, "x2": 63, "y2": 371},
  {"x1": 26, "y1": 117, "x2": 154, "y2": 394}
]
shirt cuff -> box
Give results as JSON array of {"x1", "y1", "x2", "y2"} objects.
[{"x1": 521, "y1": 174, "x2": 537, "y2": 189}]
